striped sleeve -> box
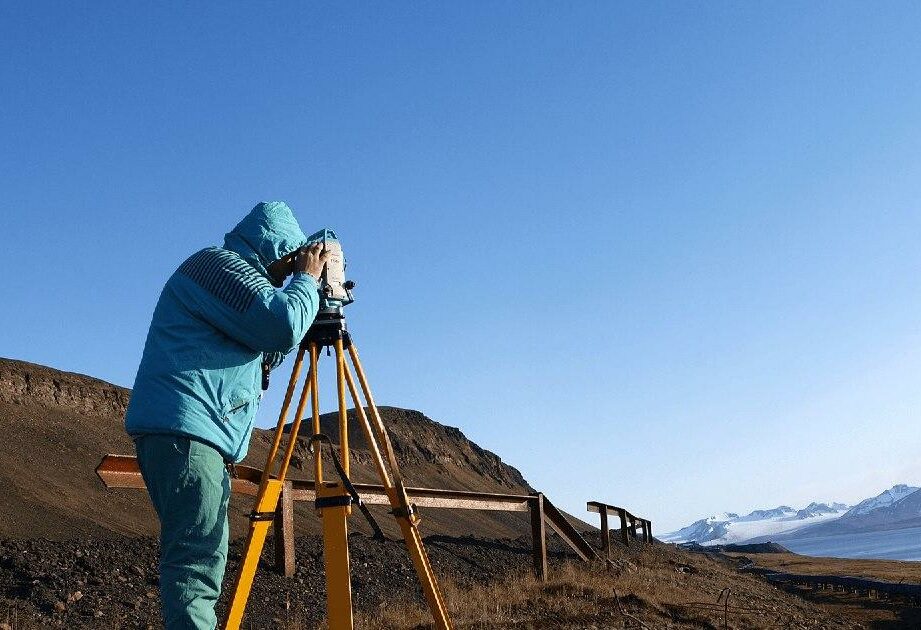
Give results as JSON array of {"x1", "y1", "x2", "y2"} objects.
[
  {"x1": 178, "y1": 247, "x2": 271, "y2": 312},
  {"x1": 175, "y1": 248, "x2": 321, "y2": 353}
]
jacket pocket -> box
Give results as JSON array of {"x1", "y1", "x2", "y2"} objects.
[{"x1": 222, "y1": 392, "x2": 254, "y2": 423}]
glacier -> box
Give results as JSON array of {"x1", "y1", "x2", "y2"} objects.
[
  {"x1": 663, "y1": 484, "x2": 921, "y2": 547},
  {"x1": 660, "y1": 503, "x2": 848, "y2": 546}
]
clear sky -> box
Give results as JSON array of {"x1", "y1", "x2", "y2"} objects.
[{"x1": 3, "y1": 3, "x2": 921, "y2": 532}]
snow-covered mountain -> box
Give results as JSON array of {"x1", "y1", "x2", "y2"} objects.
[
  {"x1": 739, "y1": 506, "x2": 794, "y2": 521},
  {"x1": 795, "y1": 502, "x2": 848, "y2": 519},
  {"x1": 664, "y1": 484, "x2": 921, "y2": 548},
  {"x1": 661, "y1": 514, "x2": 737, "y2": 545},
  {"x1": 660, "y1": 502, "x2": 849, "y2": 546},
  {"x1": 841, "y1": 484, "x2": 918, "y2": 518},
  {"x1": 783, "y1": 485, "x2": 921, "y2": 538}
]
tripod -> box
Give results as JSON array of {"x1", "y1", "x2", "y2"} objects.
[{"x1": 222, "y1": 310, "x2": 452, "y2": 630}]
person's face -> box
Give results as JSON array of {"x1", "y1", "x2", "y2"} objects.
[{"x1": 266, "y1": 251, "x2": 297, "y2": 287}]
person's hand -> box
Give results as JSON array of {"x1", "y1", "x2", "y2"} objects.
[{"x1": 294, "y1": 243, "x2": 331, "y2": 280}]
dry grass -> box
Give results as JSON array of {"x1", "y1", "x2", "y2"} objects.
[
  {"x1": 725, "y1": 552, "x2": 921, "y2": 584},
  {"x1": 349, "y1": 545, "x2": 865, "y2": 629}
]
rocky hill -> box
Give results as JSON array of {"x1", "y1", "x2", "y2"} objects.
[{"x1": 0, "y1": 357, "x2": 542, "y2": 541}]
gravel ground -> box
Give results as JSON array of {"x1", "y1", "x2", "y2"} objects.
[{"x1": 0, "y1": 532, "x2": 581, "y2": 629}]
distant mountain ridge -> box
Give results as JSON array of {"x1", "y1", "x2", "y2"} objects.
[
  {"x1": 795, "y1": 502, "x2": 848, "y2": 519},
  {"x1": 664, "y1": 485, "x2": 921, "y2": 550},
  {"x1": 740, "y1": 506, "x2": 794, "y2": 521},
  {"x1": 841, "y1": 484, "x2": 918, "y2": 519},
  {"x1": 660, "y1": 501, "x2": 850, "y2": 547},
  {"x1": 783, "y1": 485, "x2": 921, "y2": 539}
]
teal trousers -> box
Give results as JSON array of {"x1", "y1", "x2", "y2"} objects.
[{"x1": 136, "y1": 435, "x2": 231, "y2": 630}]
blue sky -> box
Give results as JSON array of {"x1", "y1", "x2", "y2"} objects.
[{"x1": 2, "y1": 3, "x2": 921, "y2": 531}]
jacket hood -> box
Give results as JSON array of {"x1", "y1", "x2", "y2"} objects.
[{"x1": 224, "y1": 202, "x2": 308, "y2": 282}]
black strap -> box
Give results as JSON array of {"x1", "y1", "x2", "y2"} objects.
[
  {"x1": 261, "y1": 360, "x2": 271, "y2": 391},
  {"x1": 310, "y1": 433, "x2": 385, "y2": 540},
  {"x1": 315, "y1": 495, "x2": 354, "y2": 509}
]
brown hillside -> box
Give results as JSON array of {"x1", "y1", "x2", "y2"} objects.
[{"x1": 0, "y1": 357, "x2": 550, "y2": 541}]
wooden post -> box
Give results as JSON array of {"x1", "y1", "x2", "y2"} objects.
[
  {"x1": 529, "y1": 493, "x2": 548, "y2": 582},
  {"x1": 274, "y1": 480, "x2": 295, "y2": 577},
  {"x1": 646, "y1": 520, "x2": 652, "y2": 542},
  {"x1": 599, "y1": 507, "x2": 611, "y2": 560},
  {"x1": 629, "y1": 515, "x2": 638, "y2": 540},
  {"x1": 618, "y1": 508, "x2": 629, "y2": 547},
  {"x1": 639, "y1": 519, "x2": 648, "y2": 543}
]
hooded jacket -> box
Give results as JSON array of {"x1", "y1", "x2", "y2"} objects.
[{"x1": 124, "y1": 202, "x2": 320, "y2": 462}]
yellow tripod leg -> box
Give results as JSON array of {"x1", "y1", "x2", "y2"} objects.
[
  {"x1": 223, "y1": 479, "x2": 284, "y2": 629},
  {"x1": 346, "y1": 344, "x2": 452, "y2": 630},
  {"x1": 318, "y1": 483, "x2": 353, "y2": 629},
  {"x1": 257, "y1": 345, "x2": 306, "y2": 491},
  {"x1": 395, "y1": 513, "x2": 451, "y2": 630},
  {"x1": 223, "y1": 349, "x2": 315, "y2": 630},
  {"x1": 318, "y1": 339, "x2": 354, "y2": 629},
  {"x1": 310, "y1": 343, "x2": 322, "y2": 482}
]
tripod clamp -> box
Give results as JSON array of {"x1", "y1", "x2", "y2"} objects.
[
  {"x1": 310, "y1": 433, "x2": 385, "y2": 540},
  {"x1": 390, "y1": 503, "x2": 418, "y2": 521}
]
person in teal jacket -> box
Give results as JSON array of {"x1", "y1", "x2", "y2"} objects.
[{"x1": 125, "y1": 201, "x2": 328, "y2": 629}]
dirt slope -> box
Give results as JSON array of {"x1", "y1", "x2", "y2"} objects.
[{"x1": 0, "y1": 357, "x2": 549, "y2": 541}]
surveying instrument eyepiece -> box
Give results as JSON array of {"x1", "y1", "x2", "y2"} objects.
[{"x1": 224, "y1": 231, "x2": 452, "y2": 630}]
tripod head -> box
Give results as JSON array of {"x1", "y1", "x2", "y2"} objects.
[{"x1": 301, "y1": 307, "x2": 350, "y2": 349}]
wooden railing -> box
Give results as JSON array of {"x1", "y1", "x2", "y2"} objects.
[
  {"x1": 96, "y1": 454, "x2": 597, "y2": 582},
  {"x1": 586, "y1": 501, "x2": 653, "y2": 559},
  {"x1": 744, "y1": 566, "x2": 921, "y2": 600}
]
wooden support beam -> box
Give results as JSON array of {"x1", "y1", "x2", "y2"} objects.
[
  {"x1": 542, "y1": 498, "x2": 597, "y2": 561},
  {"x1": 618, "y1": 508, "x2": 629, "y2": 547},
  {"x1": 599, "y1": 508, "x2": 610, "y2": 560},
  {"x1": 274, "y1": 481, "x2": 295, "y2": 577},
  {"x1": 529, "y1": 494, "x2": 548, "y2": 582},
  {"x1": 96, "y1": 455, "x2": 532, "y2": 511}
]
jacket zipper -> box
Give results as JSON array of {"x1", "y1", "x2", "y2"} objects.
[{"x1": 224, "y1": 400, "x2": 248, "y2": 421}]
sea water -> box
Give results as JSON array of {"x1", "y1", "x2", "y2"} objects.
[{"x1": 782, "y1": 526, "x2": 921, "y2": 561}]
